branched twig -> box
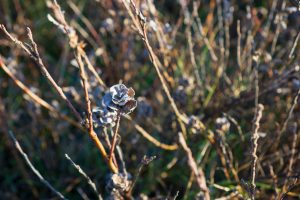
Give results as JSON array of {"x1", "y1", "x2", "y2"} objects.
[
  {"x1": 0, "y1": 24, "x2": 82, "y2": 121},
  {"x1": 48, "y1": 0, "x2": 178, "y2": 151},
  {"x1": 0, "y1": 25, "x2": 118, "y2": 173},
  {"x1": 65, "y1": 154, "x2": 102, "y2": 200},
  {"x1": 121, "y1": 0, "x2": 190, "y2": 137},
  {"x1": 8, "y1": 131, "x2": 67, "y2": 200}
]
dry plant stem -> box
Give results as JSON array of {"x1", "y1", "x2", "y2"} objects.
[
  {"x1": 129, "y1": 117, "x2": 179, "y2": 150},
  {"x1": 66, "y1": 0, "x2": 110, "y2": 67},
  {"x1": 215, "y1": 130, "x2": 239, "y2": 182},
  {"x1": 8, "y1": 131, "x2": 67, "y2": 200},
  {"x1": 0, "y1": 25, "x2": 118, "y2": 173},
  {"x1": 0, "y1": 58, "x2": 81, "y2": 130},
  {"x1": 0, "y1": 25, "x2": 82, "y2": 121},
  {"x1": 271, "y1": 1, "x2": 286, "y2": 54},
  {"x1": 187, "y1": 20, "x2": 202, "y2": 88},
  {"x1": 280, "y1": 179, "x2": 299, "y2": 200},
  {"x1": 254, "y1": 62, "x2": 259, "y2": 109},
  {"x1": 48, "y1": 0, "x2": 106, "y2": 88},
  {"x1": 274, "y1": 89, "x2": 300, "y2": 148},
  {"x1": 215, "y1": 191, "x2": 242, "y2": 200},
  {"x1": 178, "y1": 133, "x2": 210, "y2": 199},
  {"x1": 237, "y1": 20, "x2": 242, "y2": 69},
  {"x1": 67, "y1": 0, "x2": 100, "y2": 44},
  {"x1": 76, "y1": 49, "x2": 92, "y2": 131},
  {"x1": 121, "y1": 0, "x2": 188, "y2": 137},
  {"x1": 109, "y1": 113, "x2": 121, "y2": 169},
  {"x1": 85, "y1": 53, "x2": 177, "y2": 150},
  {"x1": 214, "y1": 143, "x2": 230, "y2": 180},
  {"x1": 116, "y1": 146, "x2": 127, "y2": 176},
  {"x1": 77, "y1": 188, "x2": 89, "y2": 200},
  {"x1": 223, "y1": 113, "x2": 244, "y2": 141},
  {"x1": 193, "y1": 2, "x2": 218, "y2": 62},
  {"x1": 250, "y1": 104, "x2": 264, "y2": 200},
  {"x1": 65, "y1": 154, "x2": 102, "y2": 200},
  {"x1": 76, "y1": 48, "x2": 118, "y2": 173},
  {"x1": 183, "y1": 172, "x2": 195, "y2": 200},
  {"x1": 288, "y1": 30, "x2": 300, "y2": 59},
  {"x1": 0, "y1": 104, "x2": 39, "y2": 198},
  {"x1": 263, "y1": 0, "x2": 278, "y2": 37},
  {"x1": 182, "y1": 1, "x2": 202, "y2": 88},
  {"x1": 142, "y1": 26, "x2": 188, "y2": 137},
  {"x1": 268, "y1": 163, "x2": 278, "y2": 196},
  {"x1": 279, "y1": 123, "x2": 298, "y2": 199},
  {"x1": 48, "y1": 0, "x2": 177, "y2": 151},
  {"x1": 127, "y1": 155, "x2": 156, "y2": 196},
  {"x1": 216, "y1": 0, "x2": 225, "y2": 67},
  {"x1": 81, "y1": 51, "x2": 106, "y2": 88},
  {"x1": 49, "y1": 0, "x2": 116, "y2": 172}
]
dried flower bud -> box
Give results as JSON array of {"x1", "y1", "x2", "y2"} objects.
[
  {"x1": 102, "y1": 84, "x2": 137, "y2": 115},
  {"x1": 92, "y1": 107, "x2": 118, "y2": 127},
  {"x1": 90, "y1": 84, "x2": 137, "y2": 127}
]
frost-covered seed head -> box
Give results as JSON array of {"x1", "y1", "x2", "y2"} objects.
[{"x1": 102, "y1": 84, "x2": 137, "y2": 115}]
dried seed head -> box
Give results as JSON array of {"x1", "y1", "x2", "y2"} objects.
[
  {"x1": 103, "y1": 84, "x2": 137, "y2": 115},
  {"x1": 90, "y1": 84, "x2": 137, "y2": 127},
  {"x1": 105, "y1": 173, "x2": 132, "y2": 199},
  {"x1": 92, "y1": 107, "x2": 118, "y2": 127}
]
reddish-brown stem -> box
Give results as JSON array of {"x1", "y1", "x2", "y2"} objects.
[{"x1": 109, "y1": 113, "x2": 121, "y2": 168}]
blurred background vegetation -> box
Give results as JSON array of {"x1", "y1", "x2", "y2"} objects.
[{"x1": 0, "y1": 0, "x2": 300, "y2": 199}]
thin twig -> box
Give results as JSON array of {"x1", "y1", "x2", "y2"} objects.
[
  {"x1": 126, "y1": 115, "x2": 179, "y2": 150},
  {"x1": 0, "y1": 25, "x2": 118, "y2": 173},
  {"x1": 0, "y1": 24, "x2": 82, "y2": 121},
  {"x1": 178, "y1": 133, "x2": 210, "y2": 199},
  {"x1": 8, "y1": 131, "x2": 67, "y2": 200},
  {"x1": 223, "y1": 113, "x2": 244, "y2": 141},
  {"x1": 0, "y1": 57, "x2": 81, "y2": 130},
  {"x1": 193, "y1": 2, "x2": 218, "y2": 62},
  {"x1": 121, "y1": 0, "x2": 189, "y2": 137},
  {"x1": 109, "y1": 112, "x2": 121, "y2": 170},
  {"x1": 268, "y1": 163, "x2": 278, "y2": 196},
  {"x1": 48, "y1": 0, "x2": 178, "y2": 151},
  {"x1": 279, "y1": 123, "x2": 298, "y2": 199},
  {"x1": 186, "y1": 4, "x2": 202, "y2": 88},
  {"x1": 127, "y1": 155, "x2": 156, "y2": 195},
  {"x1": 274, "y1": 89, "x2": 300, "y2": 149},
  {"x1": 288, "y1": 31, "x2": 300, "y2": 59},
  {"x1": 250, "y1": 104, "x2": 264, "y2": 200},
  {"x1": 237, "y1": 20, "x2": 242, "y2": 69},
  {"x1": 76, "y1": 46, "x2": 118, "y2": 173},
  {"x1": 65, "y1": 154, "x2": 102, "y2": 200},
  {"x1": 271, "y1": 1, "x2": 286, "y2": 54}
]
